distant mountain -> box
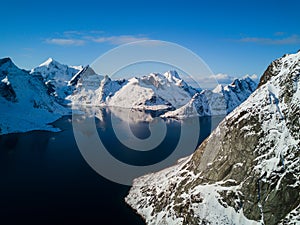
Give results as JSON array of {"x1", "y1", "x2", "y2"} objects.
[
  {"x1": 42, "y1": 59, "x2": 257, "y2": 116},
  {"x1": 107, "y1": 71, "x2": 198, "y2": 110},
  {"x1": 126, "y1": 51, "x2": 300, "y2": 224},
  {"x1": 70, "y1": 69, "x2": 257, "y2": 115},
  {"x1": 69, "y1": 70, "x2": 198, "y2": 110},
  {"x1": 69, "y1": 68, "x2": 257, "y2": 120},
  {"x1": 66, "y1": 65, "x2": 114, "y2": 105},
  {"x1": 212, "y1": 76, "x2": 257, "y2": 113},
  {"x1": 68, "y1": 65, "x2": 98, "y2": 86},
  {"x1": 30, "y1": 58, "x2": 83, "y2": 103},
  {"x1": 29, "y1": 58, "x2": 257, "y2": 117},
  {"x1": 0, "y1": 57, "x2": 258, "y2": 134},
  {"x1": 0, "y1": 58, "x2": 69, "y2": 134},
  {"x1": 162, "y1": 76, "x2": 257, "y2": 118}
]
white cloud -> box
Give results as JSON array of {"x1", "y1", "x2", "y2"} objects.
[
  {"x1": 63, "y1": 30, "x2": 84, "y2": 36},
  {"x1": 211, "y1": 73, "x2": 235, "y2": 84},
  {"x1": 274, "y1": 32, "x2": 285, "y2": 36},
  {"x1": 243, "y1": 74, "x2": 259, "y2": 80},
  {"x1": 92, "y1": 35, "x2": 149, "y2": 45},
  {"x1": 45, "y1": 38, "x2": 85, "y2": 46},
  {"x1": 194, "y1": 73, "x2": 235, "y2": 89},
  {"x1": 195, "y1": 73, "x2": 259, "y2": 89},
  {"x1": 239, "y1": 35, "x2": 300, "y2": 45},
  {"x1": 45, "y1": 32, "x2": 149, "y2": 46}
]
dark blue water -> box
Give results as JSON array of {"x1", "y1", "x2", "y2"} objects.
[{"x1": 0, "y1": 109, "x2": 223, "y2": 225}]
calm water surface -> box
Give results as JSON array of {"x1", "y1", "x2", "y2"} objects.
[{"x1": 0, "y1": 108, "x2": 224, "y2": 225}]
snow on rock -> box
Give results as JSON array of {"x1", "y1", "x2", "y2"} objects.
[
  {"x1": 126, "y1": 51, "x2": 300, "y2": 225},
  {"x1": 70, "y1": 68, "x2": 256, "y2": 115},
  {"x1": 67, "y1": 67, "x2": 122, "y2": 106},
  {"x1": 162, "y1": 76, "x2": 257, "y2": 119},
  {"x1": 161, "y1": 93, "x2": 211, "y2": 119},
  {"x1": 68, "y1": 65, "x2": 96, "y2": 86},
  {"x1": 30, "y1": 58, "x2": 83, "y2": 102},
  {"x1": 126, "y1": 158, "x2": 258, "y2": 225},
  {"x1": 218, "y1": 76, "x2": 257, "y2": 113},
  {"x1": 70, "y1": 70, "x2": 197, "y2": 111},
  {"x1": 0, "y1": 58, "x2": 69, "y2": 134},
  {"x1": 107, "y1": 71, "x2": 198, "y2": 110},
  {"x1": 163, "y1": 70, "x2": 198, "y2": 96},
  {"x1": 107, "y1": 75, "x2": 175, "y2": 110}
]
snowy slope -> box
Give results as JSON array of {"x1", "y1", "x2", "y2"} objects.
[
  {"x1": 108, "y1": 71, "x2": 198, "y2": 110},
  {"x1": 67, "y1": 66, "x2": 119, "y2": 105},
  {"x1": 162, "y1": 76, "x2": 257, "y2": 118},
  {"x1": 126, "y1": 51, "x2": 300, "y2": 225},
  {"x1": 30, "y1": 58, "x2": 82, "y2": 102},
  {"x1": 161, "y1": 93, "x2": 212, "y2": 118},
  {"x1": 0, "y1": 58, "x2": 69, "y2": 134}
]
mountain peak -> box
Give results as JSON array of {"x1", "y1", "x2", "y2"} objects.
[
  {"x1": 68, "y1": 65, "x2": 98, "y2": 86},
  {"x1": 230, "y1": 75, "x2": 253, "y2": 85},
  {"x1": 258, "y1": 50, "x2": 300, "y2": 88},
  {"x1": 230, "y1": 78, "x2": 242, "y2": 86},
  {"x1": 0, "y1": 57, "x2": 12, "y2": 66},
  {"x1": 0, "y1": 57, "x2": 15, "y2": 67},
  {"x1": 212, "y1": 83, "x2": 224, "y2": 93},
  {"x1": 164, "y1": 70, "x2": 181, "y2": 80},
  {"x1": 0, "y1": 57, "x2": 18, "y2": 71},
  {"x1": 39, "y1": 57, "x2": 60, "y2": 67}
]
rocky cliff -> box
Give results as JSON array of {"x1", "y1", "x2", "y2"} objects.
[{"x1": 126, "y1": 51, "x2": 300, "y2": 225}]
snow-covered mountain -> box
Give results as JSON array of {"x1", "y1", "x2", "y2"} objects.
[
  {"x1": 0, "y1": 58, "x2": 69, "y2": 134},
  {"x1": 70, "y1": 69, "x2": 256, "y2": 114},
  {"x1": 212, "y1": 76, "x2": 257, "y2": 113},
  {"x1": 30, "y1": 58, "x2": 83, "y2": 102},
  {"x1": 126, "y1": 51, "x2": 300, "y2": 224},
  {"x1": 67, "y1": 66, "x2": 120, "y2": 105},
  {"x1": 107, "y1": 71, "x2": 197, "y2": 110},
  {"x1": 69, "y1": 70, "x2": 198, "y2": 110},
  {"x1": 162, "y1": 76, "x2": 257, "y2": 118},
  {"x1": 0, "y1": 56, "x2": 257, "y2": 134},
  {"x1": 69, "y1": 68, "x2": 256, "y2": 116}
]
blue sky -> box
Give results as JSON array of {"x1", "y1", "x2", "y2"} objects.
[{"x1": 1, "y1": 0, "x2": 300, "y2": 81}]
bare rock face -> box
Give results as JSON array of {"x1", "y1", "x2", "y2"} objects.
[
  {"x1": 126, "y1": 51, "x2": 300, "y2": 225},
  {"x1": 0, "y1": 58, "x2": 17, "y2": 102}
]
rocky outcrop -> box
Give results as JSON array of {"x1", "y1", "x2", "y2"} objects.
[{"x1": 126, "y1": 51, "x2": 300, "y2": 225}]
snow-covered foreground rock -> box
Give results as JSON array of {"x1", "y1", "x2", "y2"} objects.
[
  {"x1": 126, "y1": 51, "x2": 300, "y2": 224},
  {"x1": 0, "y1": 58, "x2": 69, "y2": 134}
]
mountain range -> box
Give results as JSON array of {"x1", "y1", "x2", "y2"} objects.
[
  {"x1": 0, "y1": 51, "x2": 299, "y2": 224},
  {"x1": 69, "y1": 69, "x2": 257, "y2": 117},
  {"x1": 0, "y1": 57, "x2": 257, "y2": 134}
]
